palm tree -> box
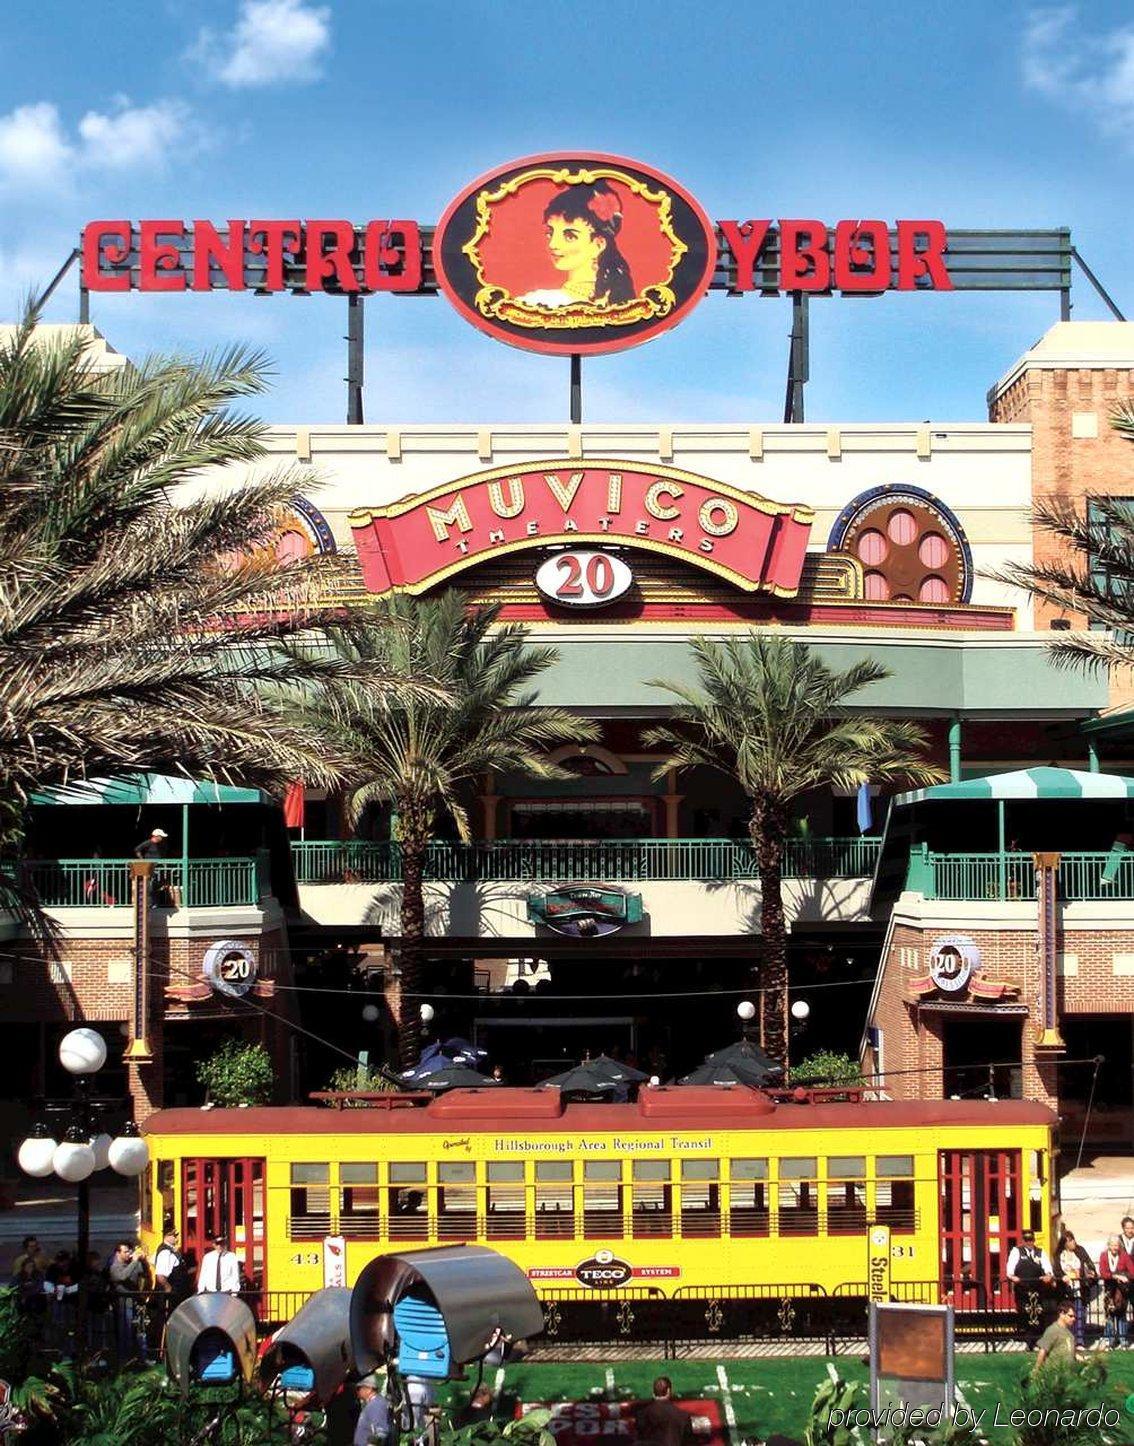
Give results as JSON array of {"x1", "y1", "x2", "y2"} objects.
[
  {"x1": 646, "y1": 633, "x2": 943, "y2": 1068},
  {"x1": 994, "y1": 402, "x2": 1134, "y2": 673},
  {"x1": 310, "y1": 591, "x2": 596, "y2": 1064},
  {"x1": 0, "y1": 312, "x2": 408, "y2": 851}
]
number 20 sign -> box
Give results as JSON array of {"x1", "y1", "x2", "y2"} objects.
[{"x1": 535, "y1": 549, "x2": 632, "y2": 608}]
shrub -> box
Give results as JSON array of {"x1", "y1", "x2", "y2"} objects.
[
  {"x1": 195, "y1": 1039, "x2": 274, "y2": 1107},
  {"x1": 321, "y1": 1062, "x2": 397, "y2": 1105},
  {"x1": 1013, "y1": 1357, "x2": 1108, "y2": 1446},
  {"x1": 791, "y1": 1051, "x2": 863, "y2": 1087}
]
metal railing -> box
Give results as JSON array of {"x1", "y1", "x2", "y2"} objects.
[
  {"x1": 909, "y1": 847, "x2": 1134, "y2": 901},
  {"x1": 291, "y1": 836, "x2": 882, "y2": 885},
  {"x1": 20, "y1": 851, "x2": 272, "y2": 909}
]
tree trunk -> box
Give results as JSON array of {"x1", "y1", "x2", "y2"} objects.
[
  {"x1": 397, "y1": 830, "x2": 426, "y2": 1068},
  {"x1": 752, "y1": 796, "x2": 790, "y2": 1073}
]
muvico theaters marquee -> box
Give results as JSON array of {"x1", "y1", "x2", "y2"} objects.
[{"x1": 57, "y1": 150, "x2": 1124, "y2": 1089}]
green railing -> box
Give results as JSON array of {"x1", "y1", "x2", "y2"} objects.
[
  {"x1": 910, "y1": 848, "x2": 1134, "y2": 901},
  {"x1": 20, "y1": 851, "x2": 272, "y2": 909},
  {"x1": 290, "y1": 836, "x2": 881, "y2": 885}
]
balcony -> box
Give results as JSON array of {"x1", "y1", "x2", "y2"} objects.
[
  {"x1": 906, "y1": 847, "x2": 1134, "y2": 902},
  {"x1": 18, "y1": 852, "x2": 272, "y2": 909},
  {"x1": 291, "y1": 836, "x2": 881, "y2": 885}
]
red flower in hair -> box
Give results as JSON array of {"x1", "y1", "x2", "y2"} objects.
[{"x1": 587, "y1": 188, "x2": 622, "y2": 224}]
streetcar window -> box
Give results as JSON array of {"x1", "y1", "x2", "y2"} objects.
[
  {"x1": 438, "y1": 1161, "x2": 477, "y2": 1241},
  {"x1": 141, "y1": 1163, "x2": 153, "y2": 1230},
  {"x1": 632, "y1": 1161, "x2": 671, "y2": 1239},
  {"x1": 875, "y1": 1155, "x2": 916, "y2": 1233},
  {"x1": 340, "y1": 1163, "x2": 380, "y2": 1240},
  {"x1": 826, "y1": 1156, "x2": 867, "y2": 1236},
  {"x1": 487, "y1": 1162, "x2": 525, "y2": 1242},
  {"x1": 535, "y1": 1161, "x2": 573, "y2": 1240},
  {"x1": 681, "y1": 1160, "x2": 720, "y2": 1238},
  {"x1": 584, "y1": 1160, "x2": 623, "y2": 1240},
  {"x1": 158, "y1": 1160, "x2": 175, "y2": 1233},
  {"x1": 778, "y1": 1157, "x2": 819, "y2": 1235},
  {"x1": 289, "y1": 1163, "x2": 331, "y2": 1241},
  {"x1": 729, "y1": 1159, "x2": 769, "y2": 1237},
  {"x1": 388, "y1": 1163, "x2": 428, "y2": 1241}
]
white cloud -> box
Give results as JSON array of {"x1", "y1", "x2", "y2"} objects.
[
  {"x1": 78, "y1": 98, "x2": 190, "y2": 171},
  {"x1": 0, "y1": 96, "x2": 200, "y2": 193},
  {"x1": 0, "y1": 103, "x2": 72, "y2": 188},
  {"x1": 193, "y1": 0, "x2": 332, "y2": 88},
  {"x1": 1023, "y1": 6, "x2": 1134, "y2": 141}
]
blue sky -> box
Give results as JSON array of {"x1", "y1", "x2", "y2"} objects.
[{"x1": 0, "y1": 0, "x2": 1130, "y2": 425}]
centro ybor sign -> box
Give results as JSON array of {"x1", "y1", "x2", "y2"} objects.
[{"x1": 349, "y1": 463, "x2": 813, "y2": 597}]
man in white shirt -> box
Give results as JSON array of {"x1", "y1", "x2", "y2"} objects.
[
  {"x1": 196, "y1": 1234, "x2": 241, "y2": 1295},
  {"x1": 1005, "y1": 1230, "x2": 1054, "y2": 1348},
  {"x1": 153, "y1": 1228, "x2": 188, "y2": 1303}
]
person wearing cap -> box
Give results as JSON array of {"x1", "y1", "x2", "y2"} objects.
[
  {"x1": 134, "y1": 828, "x2": 168, "y2": 860},
  {"x1": 1006, "y1": 1229, "x2": 1053, "y2": 1348},
  {"x1": 355, "y1": 1374, "x2": 391, "y2": 1445},
  {"x1": 196, "y1": 1234, "x2": 241, "y2": 1295}
]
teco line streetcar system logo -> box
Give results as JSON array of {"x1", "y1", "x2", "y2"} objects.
[{"x1": 80, "y1": 149, "x2": 957, "y2": 357}]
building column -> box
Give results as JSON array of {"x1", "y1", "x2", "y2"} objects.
[
  {"x1": 948, "y1": 716, "x2": 962, "y2": 784},
  {"x1": 479, "y1": 774, "x2": 500, "y2": 840},
  {"x1": 662, "y1": 769, "x2": 683, "y2": 839},
  {"x1": 126, "y1": 1042, "x2": 164, "y2": 1124}
]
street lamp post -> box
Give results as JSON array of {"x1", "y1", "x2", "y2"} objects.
[{"x1": 17, "y1": 1027, "x2": 150, "y2": 1273}]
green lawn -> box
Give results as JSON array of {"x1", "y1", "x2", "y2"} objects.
[{"x1": 463, "y1": 1354, "x2": 1134, "y2": 1443}]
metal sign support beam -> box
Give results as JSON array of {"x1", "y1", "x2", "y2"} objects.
[
  {"x1": 347, "y1": 294, "x2": 365, "y2": 424},
  {"x1": 783, "y1": 292, "x2": 809, "y2": 424}
]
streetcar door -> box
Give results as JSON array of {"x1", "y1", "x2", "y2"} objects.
[
  {"x1": 938, "y1": 1149, "x2": 1020, "y2": 1309},
  {"x1": 182, "y1": 1157, "x2": 268, "y2": 1291}
]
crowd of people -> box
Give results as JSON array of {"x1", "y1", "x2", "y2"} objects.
[
  {"x1": 8, "y1": 1227, "x2": 247, "y2": 1361},
  {"x1": 1005, "y1": 1215, "x2": 1134, "y2": 1355}
]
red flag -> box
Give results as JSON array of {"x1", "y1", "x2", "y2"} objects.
[{"x1": 283, "y1": 781, "x2": 305, "y2": 830}]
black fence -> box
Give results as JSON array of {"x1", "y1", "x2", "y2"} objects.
[{"x1": 15, "y1": 1278, "x2": 1130, "y2": 1366}]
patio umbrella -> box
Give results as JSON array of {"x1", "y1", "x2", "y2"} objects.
[
  {"x1": 400, "y1": 1062, "x2": 499, "y2": 1091},
  {"x1": 539, "y1": 1055, "x2": 649, "y2": 1093},
  {"x1": 677, "y1": 1060, "x2": 766, "y2": 1087},
  {"x1": 417, "y1": 1037, "x2": 486, "y2": 1069},
  {"x1": 702, "y1": 1039, "x2": 782, "y2": 1077}
]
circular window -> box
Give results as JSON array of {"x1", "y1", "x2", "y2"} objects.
[
  {"x1": 857, "y1": 530, "x2": 888, "y2": 565},
  {"x1": 918, "y1": 576, "x2": 950, "y2": 603},
  {"x1": 827, "y1": 487, "x2": 972, "y2": 606},
  {"x1": 918, "y1": 532, "x2": 949, "y2": 568},
  {"x1": 864, "y1": 571, "x2": 891, "y2": 600}
]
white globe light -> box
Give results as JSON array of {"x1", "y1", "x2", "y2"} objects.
[
  {"x1": 18, "y1": 1133, "x2": 58, "y2": 1178},
  {"x1": 649, "y1": 1075, "x2": 661, "y2": 1087},
  {"x1": 53, "y1": 1139, "x2": 96, "y2": 1182},
  {"x1": 108, "y1": 1132, "x2": 150, "y2": 1177},
  {"x1": 90, "y1": 1133, "x2": 113, "y2": 1170},
  {"x1": 58, "y1": 1028, "x2": 107, "y2": 1076},
  {"x1": 419, "y1": 1003, "x2": 435, "y2": 1024},
  {"x1": 736, "y1": 1000, "x2": 756, "y2": 1021},
  {"x1": 361, "y1": 1004, "x2": 379, "y2": 1023},
  {"x1": 791, "y1": 1000, "x2": 811, "y2": 1022}
]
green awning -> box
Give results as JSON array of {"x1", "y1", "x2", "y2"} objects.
[
  {"x1": 31, "y1": 773, "x2": 266, "y2": 807},
  {"x1": 894, "y1": 766, "x2": 1134, "y2": 807}
]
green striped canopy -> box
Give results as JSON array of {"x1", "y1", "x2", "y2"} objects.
[
  {"x1": 895, "y1": 767, "x2": 1134, "y2": 807},
  {"x1": 31, "y1": 773, "x2": 265, "y2": 806}
]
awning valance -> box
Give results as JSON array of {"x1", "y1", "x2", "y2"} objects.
[
  {"x1": 31, "y1": 773, "x2": 266, "y2": 807},
  {"x1": 894, "y1": 766, "x2": 1134, "y2": 807}
]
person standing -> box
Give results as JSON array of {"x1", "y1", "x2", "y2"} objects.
[
  {"x1": 108, "y1": 1241, "x2": 147, "y2": 1361},
  {"x1": 635, "y1": 1377, "x2": 693, "y2": 1446},
  {"x1": 196, "y1": 1234, "x2": 241, "y2": 1295},
  {"x1": 1005, "y1": 1230, "x2": 1053, "y2": 1349},
  {"x1": 133, "y1": 828, "x2": 168, "y2": 860},
  {"x1": 1098, "y1": 1234, "x2": 1132, "y2": 1349},
  {"x1": 1054, "y1": 1230, "x2": 1096, "y2": 1346},
  {"x1": 355, "y1": 1378, "x2": 391, "y2": 1446},
  {"x1": 153, "y1": 1228, "x2": 189, "y2": 1305},
  {"x1": 1034, "y1": 1302, "x2": 1078, "y2": 1372},
  {"x1": 1121, "y1": 1216, "x2": 1134, "y2": 1260}
]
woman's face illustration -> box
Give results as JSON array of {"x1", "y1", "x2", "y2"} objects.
[{"x1": 546, "y1": 214, "x2": 605, "y2": 275}]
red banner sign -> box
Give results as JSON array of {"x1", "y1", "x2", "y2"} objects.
[{"x1": 348, "y1": 463, "x2": 813, "y2": 597}]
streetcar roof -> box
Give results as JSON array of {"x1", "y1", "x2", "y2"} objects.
[{"x1": 142, "y1": 1087, "x2": 1055, "y2": 1135}]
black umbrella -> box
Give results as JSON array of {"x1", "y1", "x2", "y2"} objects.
[
  {"x1": 540, "y1": 1054, "x2": 648, "y2": 1093},
  {"x1": 677, "y1": 1059, "x2": 768, "y2": 1087},
  {"x1": 400, "y1": 1063, "x2": 499, "y2": 1092},
  {"x1": 702, "y1": 1039, "x2": 782, "y2": 1077}
]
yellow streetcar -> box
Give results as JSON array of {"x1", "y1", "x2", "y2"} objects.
[{"x1": 140, "y1": 1086, "x2": 1054, "y2": 1332}]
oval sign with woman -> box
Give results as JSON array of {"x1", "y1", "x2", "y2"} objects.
[{"x1": 433, "y1": 152, "x2": 718, "y2": 355}]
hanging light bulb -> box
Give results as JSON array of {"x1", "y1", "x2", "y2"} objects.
[
  {"x1": 90, "y1": 1132, "x2": 114, "y2": 1171},
  {"x1": 108, "y1": 1121, "x2": 150, "y2": 1177},
  {"x1": 58, "y1": 1027, "x2": 108, "y2": 1076}
]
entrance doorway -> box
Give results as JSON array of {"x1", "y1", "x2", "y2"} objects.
[
  {"x1": 182, "y1": 1158, "x2": 267, "y2": 1290},
  {"x1": 1060, "y1": 1016, "x2": 1134, "y2": 1150},
  {"x1": 940, "y1": 1013, "x2": 1023, "y2": 1100}
]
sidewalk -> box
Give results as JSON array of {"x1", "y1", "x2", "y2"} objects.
[
  {"x1": 0, "y1": 1179, "x2": 139, "y2": 1269},
  {"x1": 1058, "y1": 1152, "x2": 1134, "y2": 1254}
]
